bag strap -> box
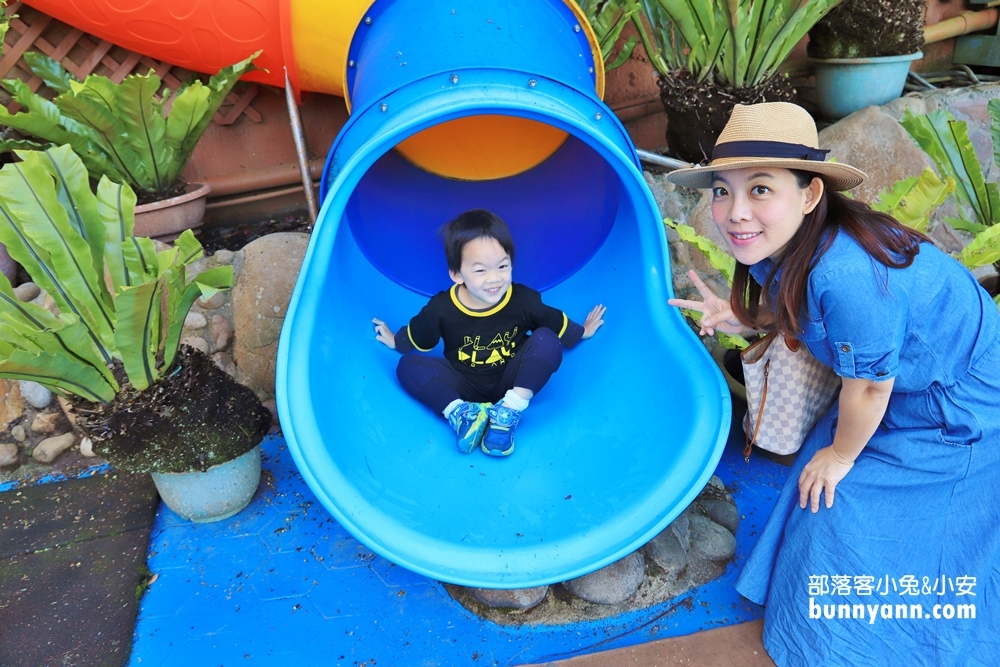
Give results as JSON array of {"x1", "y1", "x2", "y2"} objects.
[{"x1": 743, "y1": 358, "x2": 771, "y2": 462}]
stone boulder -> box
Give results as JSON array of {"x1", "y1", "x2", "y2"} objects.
[
  {"x1": 467, "y1": 586, "x2": 548, "y2": 610},
  {"x1": 563, "y1": 552, "x2": 645, "y2": 605},
  {"x1": 231, "y1": 233, "x2": 310, "y2": 397},
  {"x1": 818, "y1": 105, "x2": 934, "y2": 207}
]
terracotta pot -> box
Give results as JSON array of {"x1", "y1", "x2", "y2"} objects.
[{"x1": 134, "y1": 182, "x2": 212, "y2": 242}]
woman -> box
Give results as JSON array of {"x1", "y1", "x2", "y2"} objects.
[{"x1": 667, "y1": 102, "x2": 1000, "y2": 666}]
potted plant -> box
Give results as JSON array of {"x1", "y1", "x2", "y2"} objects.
[
  {"x1": 0, "y1": 51, "x2": 259, "y2": 240},
  {"x1": 584, "y1": 0, "x2": 841, "y2": 163},
  {"x1": 0, "y1": 145, "x2": 271, "y2": 522},
  {"x1": 807, "y1": 0, "x2": 925, "y2": 119}
]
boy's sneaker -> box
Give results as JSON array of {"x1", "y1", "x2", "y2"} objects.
[
  {"x1": 481, "y1": 405, "x2": 521, "y2": 457},
  {"x1": 448, "y1": 402, "x2": 491, "y2": 454}
]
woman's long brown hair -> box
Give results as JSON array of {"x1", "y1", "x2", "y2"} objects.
[{"x1": 730, "y1": 171, "x2": 931, "y2": 338}]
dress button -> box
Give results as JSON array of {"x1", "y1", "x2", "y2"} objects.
[
  {"x1": 841, "y1": 345, "x2": 850, "y2": 352},
  {"x1": 876, "y1": 371, "x2": 886, "y2": 377}
]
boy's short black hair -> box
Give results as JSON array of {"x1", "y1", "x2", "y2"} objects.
[{"x1": 441, "y1": 209, "x2": 516, "y2": 273}]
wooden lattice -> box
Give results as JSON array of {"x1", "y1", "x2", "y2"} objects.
[{"x1": 0, "y1": 1, "x2": 261, "y2": 125}]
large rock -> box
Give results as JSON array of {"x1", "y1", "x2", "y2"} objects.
[
  {"x1": 0, "y1": 380, "x2": 23, "y2": 431},
  {"x1": 688, "y1": 514, "x2": 737, "y2": 562},
  {"x1": 819, "y1": 105, "x2": 934, "y2": 206},
  {"x1": 697, "y1": 497, "x2": 740, "y2": 535},
  {"x1": 563, "y1": 552, "x2": 645, "y2": 605},
  {"x1": 232, "y1": 233, "x2": 310, "y2": 397},
  {"x1": 467, "y1": 586, "x2": 548, "y2": 610},
  {"x1": 33, "y1": 432, "x2": 76, "y2": 463},
  {"x1": 644, "y1": 528, "x2": 687, "y2": 578},
  {"x1": 0, "y1": 442, "x2": 18, "y2": 467},
  {"x1": 19, "y1": 380, "x2": 52, "y2": 409}
]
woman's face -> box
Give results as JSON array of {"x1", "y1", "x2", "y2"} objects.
[{"x1": 710, "y1": 167, "x2": 823, "y2": 265}]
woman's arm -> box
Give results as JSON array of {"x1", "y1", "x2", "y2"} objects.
[{"x1": 798, "y1": 375, "x2": 894, "y2": 512}]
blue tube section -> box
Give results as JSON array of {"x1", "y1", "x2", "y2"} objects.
[
  {"x1": 277, "y1": 0, "x2": 731, "y2": 588},
  {"x1": 345, "y1": 0, "x2": 598, "y2": 109}
]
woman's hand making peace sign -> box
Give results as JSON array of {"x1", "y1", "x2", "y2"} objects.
[{"x1": 667, "y1": 270, "x2": 748, "y2": 337}]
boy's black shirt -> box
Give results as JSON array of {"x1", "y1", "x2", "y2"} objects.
[{"x1": 394, "y1": 283, "x2": 584, "y2": 380}]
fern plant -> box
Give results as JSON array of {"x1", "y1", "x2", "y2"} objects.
[
  {"x1": 901, "y1": 100, "x2": 1000, "y2": 276},
  {"x1": 0, "y1": 145, "x2": 231, "y2": 403},
  {"x1": 0, "y1": 52, "x2": 258, "y2": 199},
  {"x1": 579, "y1": 0, "x2": 642, "y2": 70},
  {"x1": 586, "y1": 0, "x2": 840, "y2": 88}
]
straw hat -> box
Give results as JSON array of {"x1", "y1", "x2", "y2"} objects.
[{"x1": 666, "y1": 102, "x2": 867, "y2": 191}]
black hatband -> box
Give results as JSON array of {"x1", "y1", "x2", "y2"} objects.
[{"x1": 712, "y1": 140, "x2": 830, "y2": 162}]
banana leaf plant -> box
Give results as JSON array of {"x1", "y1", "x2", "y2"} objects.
[
  {"x1": 666, "y1": 167, "x2": 953, "y2": 349},
  {"x1": 0, "y1": 144, "x2": 231, "y2": 404},
  {"x1": 901, "y1": 100, "x2": 1000, "y2": 278},
  {"x1": 0, "y1": 51, "x2": 258, "y2": 199}
]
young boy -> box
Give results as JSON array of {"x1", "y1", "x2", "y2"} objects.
[{"x1": 372, "y1": 209, "x2": 606, "y2": 457}]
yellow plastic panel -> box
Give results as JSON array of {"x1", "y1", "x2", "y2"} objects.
[
  {"x1": 290, "y1": 0, "x2": 374, "y2": 97},
  {"x1": 396, "y1": 116, "x2": 569, "y2": 181}
]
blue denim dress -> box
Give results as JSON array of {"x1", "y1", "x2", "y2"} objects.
[{"x1": 735, "y1": 230, "x2": 1000, "y2": 666}]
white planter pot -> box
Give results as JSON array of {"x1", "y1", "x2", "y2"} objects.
[{"x1": 151, "y1": 445, "x2": 261, "y2": 523}]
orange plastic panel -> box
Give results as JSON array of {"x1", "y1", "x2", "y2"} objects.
[
  {"x1": 19, "y1": 0, "x2": 367, "y2": 96},
  {"x1": 395, "y1": 116, "x2": 569, "y2": 181}
]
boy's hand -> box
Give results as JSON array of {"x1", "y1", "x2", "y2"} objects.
[
  {"x1": 372, "y1": 318, "x2": 396, "y2": 349},
  {"x1": 581, "y1": 304, "x2": 606, "y2": 340}
]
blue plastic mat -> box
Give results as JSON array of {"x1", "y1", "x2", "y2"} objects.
[{"x1": 130, "y1": 420, "x2": 790, "y2": 666}]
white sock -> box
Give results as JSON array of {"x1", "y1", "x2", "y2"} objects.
[
  {"x1": 443, "y1": 399, "x2": 464, "y2": 419},
  {"x1": 500, "y1": 389, "x2": 529, "y2": 412}
]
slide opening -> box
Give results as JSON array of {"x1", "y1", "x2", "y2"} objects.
[{"x1": 348, "y1": 112, "x2": 620, "y2": 297}]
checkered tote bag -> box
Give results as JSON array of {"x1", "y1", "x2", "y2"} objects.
[{"x1": 741, "y1": 333, "x2": 840, "y2": 459}]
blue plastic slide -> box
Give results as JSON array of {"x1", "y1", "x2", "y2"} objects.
[{"x1": 276, "y1": 0, "x2": 731, "y2": 588}]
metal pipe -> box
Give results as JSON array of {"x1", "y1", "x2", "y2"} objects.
[
  {"x1": 636, "y1": 149, "x2": 691, "y2": 171},
  {"x1": 924, "y1": 9, "x2": 999, "y2": 45},
  {"x1": 284, "y1": 67, "x2": 318, "y2": 226}
]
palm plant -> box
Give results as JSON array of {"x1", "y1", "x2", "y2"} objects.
[
  {"x1": 584, "y1": 0, "x2": 841, "y2": 163},
  {"x1": 0, "y1": 145, "x2": 269, "y2": 472},
  {"x1": 0, "y1": 51, "x2": 258, "y2": 201}
]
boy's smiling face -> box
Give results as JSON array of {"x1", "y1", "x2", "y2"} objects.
[{"x1": 449, "y1": 236, "x2": 512, "y2": 309}]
